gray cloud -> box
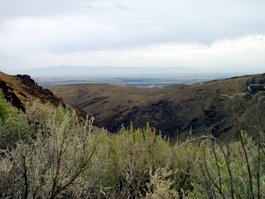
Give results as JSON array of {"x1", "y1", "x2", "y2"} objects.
[
  {"x1": 1, "y1": 0, "x2": 264, "y2": 41},
  {"x1": 80, "y1": 0, "x2": 130, "y2": 11},
  {"x1": 0, "y1": 0, "x2": 265, "y2": 71},
  {"x1": 0, "y1": 0, "x2": 130, "y2": 19}
]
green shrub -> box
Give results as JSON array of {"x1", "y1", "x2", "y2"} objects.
[
  {"x1": 145, "y1": 167, "x2": 179, "y2": 199},
  {"x1": 0, "y1": 90, "x2": 17, "y2": 123},
  {"x1": 0, "y1": 90, "x2": 30, "y2": 150},
  {"x1": 88, "y1": 127, "x2": 173, "y2": 198},
  {"x1": 0, "y1": 101, "x2": 265, "y2": 198},
  {"x1": 189, "y1": 134, "x2": 265, "y2": 199},
  {"x1": 0, "y1": 102, "x2": 97, "y2": 198}
]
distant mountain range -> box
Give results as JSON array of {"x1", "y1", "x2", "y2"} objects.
[{"x1": 7, "y1": 66, "x2": 239, "y2": 78}]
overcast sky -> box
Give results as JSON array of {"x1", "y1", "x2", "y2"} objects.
[{"x1": 0, "y1": 0, "x2": 265, "y2": 74}]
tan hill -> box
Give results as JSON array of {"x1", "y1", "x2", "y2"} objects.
[
  {"x1": 0, "y1": 72, "x2": 90, "y2": 120},
  {"x1": 51, "y1": 73, "x2": 265, "y2": 140}
]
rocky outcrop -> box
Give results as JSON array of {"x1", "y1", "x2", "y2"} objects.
[
  {"x1": 16, "y1": 74, "x2": 36, "y2": 85},
  {"x1": 0, "y1": 72, "x2": 93, "y2": 122},
  {"x1": 0, "y1": 80, "x2": 25, "y2": 111}
]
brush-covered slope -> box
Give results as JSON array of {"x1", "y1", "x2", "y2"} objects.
[
  {"x1": 0, "y1": 72, "x2": 90, "y2": 120},
  {"x1": 51, "y1": 74, "x2": 265, "y2": 140}
]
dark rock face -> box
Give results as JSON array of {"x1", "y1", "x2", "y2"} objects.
[
  {"x1": 16, "y1": 74, "x2": 36, "y2": 85},
  {"x1": 0, "y1": 80, "x2": 25, "y2": 111}
]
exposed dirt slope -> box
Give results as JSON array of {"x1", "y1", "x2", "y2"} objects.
[{"x1": 51, "y1": 74, "x2": 265, "y2": 140}]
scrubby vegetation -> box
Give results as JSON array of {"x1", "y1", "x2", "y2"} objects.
[{"x1": 0, "y1": 91, "x2": 265, "y2": 198}]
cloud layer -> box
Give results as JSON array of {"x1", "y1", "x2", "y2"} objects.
[{"x1": 0, "y1": 0, "x2": 265, "y2": 73}]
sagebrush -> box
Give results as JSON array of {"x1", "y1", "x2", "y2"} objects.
[{"x1": 0, "y1": 96, "x2": 264, "y2": 198}]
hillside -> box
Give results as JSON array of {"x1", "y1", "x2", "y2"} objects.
[
  {"x1": 0, "y1": 72, "x2": 90, "y2": 120},
  {"x1": 1, "y1": 71, "x2": 265, "y2": 198},
  {"x1": 1, "y1": 85, "x2": 264, "y2": 198},
  {"x1": 51, "y1": 73, "x2": 265, "y2": 140}
]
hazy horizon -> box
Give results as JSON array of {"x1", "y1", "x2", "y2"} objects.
[
  {"x1": 2, "y1": 65, "x2": 258, "y2": 79},
  {"x1": 1, "y1": 0, "x2": 265, "y2": 75}
]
